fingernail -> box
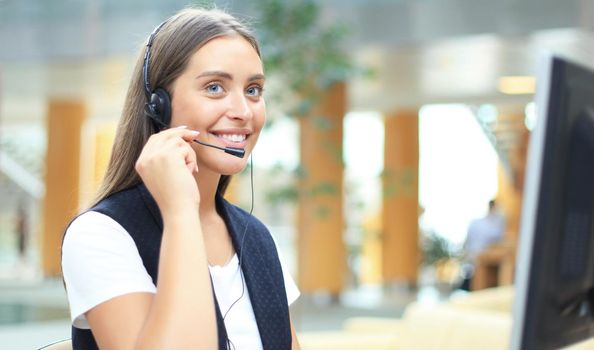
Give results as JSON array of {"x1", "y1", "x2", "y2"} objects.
[
  {"x1": 192, "y1": 130, "x2": 200, "y2": 135},
  {"x1": 175, "y1": 125, "x2": 188, "y2": 129}
]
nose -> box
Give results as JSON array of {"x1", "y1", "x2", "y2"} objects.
[{"x1": 227, "y1": 90, "x2": 253, "y2": 121}]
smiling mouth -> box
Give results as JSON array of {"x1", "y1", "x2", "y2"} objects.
[
  {"x1": 209, "y1": 130, "x2": 250, "y2": 144},
  {"x1": 214, "y1": 133, "x2": 247, "y2": 143}
]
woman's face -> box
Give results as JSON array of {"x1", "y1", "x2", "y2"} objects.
[{"x1": 170, "y1": 35, "x2": 265, "y2": 176}]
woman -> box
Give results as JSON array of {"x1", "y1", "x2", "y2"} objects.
[{"x1": 62, "y1": 8, "x2": 300, "y2": 350}]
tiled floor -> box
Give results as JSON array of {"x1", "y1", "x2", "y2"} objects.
[
  {"x1": 0, "y1": 276, "x2": 455, "y2": 349},
  {"x1": 0, "y1": 278, "x2": 70, "y2": 349}
]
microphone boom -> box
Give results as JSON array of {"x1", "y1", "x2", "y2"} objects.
[{"x1": 193, "y1": 139, "x2": 245, "y2": 158}]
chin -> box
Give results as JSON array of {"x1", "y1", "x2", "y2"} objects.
[
  {"x1": 196, "y1": 147, "x2": 250, "y2": 175},
  {"x1": 217, "y1": 158, "x2": 249, "y2": 176}
]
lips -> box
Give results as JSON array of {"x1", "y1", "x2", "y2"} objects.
[{"x1": 209, "y1": 129, "x2": 251, "y2": 148}]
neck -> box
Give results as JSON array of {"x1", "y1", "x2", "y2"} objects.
[{"x1": 195, "y1": 169, "x2": 222, "y2": 221}]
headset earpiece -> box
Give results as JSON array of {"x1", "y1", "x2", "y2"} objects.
[{"x1": 144, "y1": 87, "x2": 171, "y2": 130}]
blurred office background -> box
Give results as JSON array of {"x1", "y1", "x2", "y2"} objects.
[{"x1": 1, "y1": 0, "x2": 594, "y2": 348}]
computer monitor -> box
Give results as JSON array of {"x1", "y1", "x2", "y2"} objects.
[{"x1": 511, "y1": 54, "x2": 594, "y2": 350}]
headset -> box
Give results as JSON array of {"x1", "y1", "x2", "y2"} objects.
[{"x1": 142, "y1": 21, "x2": 245, "y2": 158}]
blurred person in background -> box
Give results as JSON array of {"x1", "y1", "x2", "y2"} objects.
[
  {"x1": 16, "y1": 200, "x2": 29, "y2": 262},
  {"x1": 459, "y1": 199, "x2": 506, "y2": 291},
  {"x1": 61, "y1": 8, "x2": 300, "y2": 350}
]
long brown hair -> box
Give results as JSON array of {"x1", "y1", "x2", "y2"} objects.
[{"x1": 92, "y1": 8, "x2": 261, "y2": 207}]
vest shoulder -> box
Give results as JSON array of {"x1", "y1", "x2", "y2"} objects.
[
  {"x1": 91, "y1": 184, "x2": 161, "y2": 229},
  {"x1": 222, "y1": 200, "x2": 268, "y2": 231},
  {"x1": 93, "y1": 185, "x2": 143, "y2": 210}
]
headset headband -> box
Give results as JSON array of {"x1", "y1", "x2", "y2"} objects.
[{"x1": 142, "y1": 21, "x2": 168, "y2": 98}]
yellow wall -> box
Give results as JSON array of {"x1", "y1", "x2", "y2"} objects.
[
  {"x1": 42, "y1": 99, "x2": 86, "y2": 277},
  {"x1": 382, "y1": 109, "x2": 420, "y2": 284},
  {"x1": 80, "y1": 121, "x2": 117, "y2": 207},
  {"x1": 297, "y1": 83, "x2": 346, "y2": 294}
]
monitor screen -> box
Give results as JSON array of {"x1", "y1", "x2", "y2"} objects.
[{"x1": 511, "y1": 54, "x2": 594, "y2": 350}]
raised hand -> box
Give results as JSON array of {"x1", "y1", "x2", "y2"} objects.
[{"x1": 135, "y1": 126, "x2": 201, "y2": 217}]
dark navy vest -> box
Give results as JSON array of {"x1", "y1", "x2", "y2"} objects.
[{"x1": 68, "y1": 183, "x2": 291, "y2": 349}]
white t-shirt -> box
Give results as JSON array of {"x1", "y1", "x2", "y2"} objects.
[
  {"x1": 465, "y1": 212, "x2": 505, "y2": 260},
  {"x1": 62, "y1": 211, "x2": 300, "y2": 349}
]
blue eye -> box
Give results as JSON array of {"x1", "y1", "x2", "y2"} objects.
[
  {"x1": 246, "y1": 85, "x2": 263, "y2": 97},
  {"x1": 206, "y1": 83, "x2": 224, "y2": 95}
]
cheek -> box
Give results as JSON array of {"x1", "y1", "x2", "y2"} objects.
[
  {"x1": 170, "y1": 92, "x2": 195, "y2": 127},
  {"x1": 172, "y1": 98, "x2": 222, "y2": 128},
  {"x1": 253, "y1": 103, "x2": 267, "y2": 130}
]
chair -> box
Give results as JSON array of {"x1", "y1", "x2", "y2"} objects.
[{"x1": 38, "y1": 339, "x2": 72, "y2": 350}]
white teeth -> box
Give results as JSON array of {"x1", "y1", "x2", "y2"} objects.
[{"x1": 218, "y1": 134, "x2": 246, "y2": 142}]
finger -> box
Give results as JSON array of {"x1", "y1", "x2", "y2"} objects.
[
  {"x1": 160, "y1": 125, "x2": 200, "y2": 141},
  {"x1": 180, "y1": 142, "x2": 198, "y2": 173},
  {"x1": 180, "y1": 129, "x2": 200, "y2": 142},
  {"x1": 187, "y1": 161, "x2": 199, "y2": 174},
  {"x1": 146, "y1": 129, "x2": 199, "y2": 153},
  {"x1": 139, "y1": 127, "x2": 199, "y2": 169},
  {"x1": 140, "y1": 136, "x2": 188, "y2": 164}
]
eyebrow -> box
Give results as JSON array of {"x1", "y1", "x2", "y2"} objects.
[
  {"x1": 196, "y1": 71, "x2": 265, "y2": 82},
  {"x1": 248, "y1": 74, "x2": 266, "y2": 82}
]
